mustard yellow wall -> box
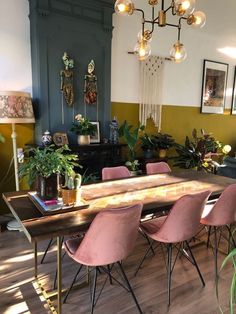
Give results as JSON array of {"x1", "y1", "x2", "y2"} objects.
[
  {"x1": 112, "y1": 102, "x2": 236, "y2": 150},
  {"x1": 0, "y1": 124, "x2": 34, "y2": 214}
]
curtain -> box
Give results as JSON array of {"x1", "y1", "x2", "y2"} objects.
[{"x1": 139, "y1": 56, "x2": 165, "y2": 131}]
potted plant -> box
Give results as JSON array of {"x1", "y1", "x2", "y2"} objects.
[
  {"x1": 125, "y1": 160, "x2": 141, "y2": 176},
  {"x1": 152, "y1": 132, "x2": 175, "y2": 158},
  {"x1": 61, "y1": 173, "x2": 82, "y2": 205},
  {"x1": 70, "y1": 114, "x2": 97, "y2": 145},
  {"x1": 140, "y1": 133, "x2": 156, "y2": 159},
  {"x1": 119, "y1": 120, "x2": 144, "y2": 175},
  {"x1": 174, "y1": 129, "x2": 222, "y2": 171},
  {"x1": 19, "y1": 145, "x2": 80, "y2": 200}
]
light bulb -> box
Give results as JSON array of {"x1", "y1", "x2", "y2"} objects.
[
  {"x1": 187, "y1": 11, "x2": 206, "y2": 28},
  {"x1": 170, "y1": 41, "x2": 187, "y2": 63},
  {"x1": 114, "y1": 0, "x2": 134, "y2": 16},
  {"x1": 134, "y1": 40, "x2": 151, "y2": 61},
  {"x1": 174, "y1": 0, "x2": 195, "y2": 16}
]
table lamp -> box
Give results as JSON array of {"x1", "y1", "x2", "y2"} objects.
[{"x1": 0, "y1": 91, "x2": 35, "y2": 191}]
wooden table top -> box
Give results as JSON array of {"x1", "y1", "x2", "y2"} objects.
[{"x1": 3, "y1": 170, "x2": 236, "y2": 243}]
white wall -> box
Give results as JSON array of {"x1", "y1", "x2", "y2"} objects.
[
  {"x1": 0, "y1": 0, "x2": 32, "y2": 93},
  {"x1": 111, "y1": 0, "x2": 236, "y2": 108},
  {"x1": 0, "y1": 0, "x2": 236, "y2": 109}
]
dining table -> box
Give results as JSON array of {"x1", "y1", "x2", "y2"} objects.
[{"x1": 3, "y1": 169, "x2": 236, "y2": 314}]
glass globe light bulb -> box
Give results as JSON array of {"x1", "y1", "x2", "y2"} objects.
[
  {"x1": 187, "y1": 11, "x2": 206, "y2": 28},
  {"x1": 134, "y1": 40, "x2": 151, "y2": 61},
  {"x1": 174, "y1": 0, "x2": 195, "y2": 16},
  {"x1": 114, "y1": 0, "x2": 134, "y2": 16},
  {"x1": 170, "y1": 41, "x2": 187, "y2": 63}
]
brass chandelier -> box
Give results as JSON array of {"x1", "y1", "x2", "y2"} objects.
[{"x1": 114, "y1": 0, "x2": 206, "y2": 62}]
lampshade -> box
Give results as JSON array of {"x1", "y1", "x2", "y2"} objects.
[{"x1": 0, "y1": 91, "x2": 35, "y2": 124}]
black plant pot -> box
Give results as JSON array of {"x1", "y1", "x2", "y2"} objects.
[
  {"x1": 143, "y1": 149, "x2": 154, "y2": 159},
  {"x1": 36, "y1": 174, "x2": 60, "y2": 200}
]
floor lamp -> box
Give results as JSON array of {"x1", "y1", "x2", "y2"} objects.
[{"x1": 0, "y1": 91, "x2": 35, "y2": 229}]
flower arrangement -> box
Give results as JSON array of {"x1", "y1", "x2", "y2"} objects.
[{"x1": 70, "y1": 114, "x2": 96, "y2": 136}]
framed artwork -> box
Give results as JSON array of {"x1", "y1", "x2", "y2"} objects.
[
  {"x1": 231, "y1": 67, "x2": 236, "y2": 114},
  {"x1": 53, "y1": 132, "x2": 69, "y2": 146},
  {"x1": 201, "y1": 59, "x2": 228, "y2": 114},
  {"x1": 90, "y1": 122, "x2": 100, "y2": 143}
]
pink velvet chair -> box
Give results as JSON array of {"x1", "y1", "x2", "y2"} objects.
[
  {"x1": 137, "y1": 190, "x2": 211, "y2": 306},
  {"x1": 201, "y1": 184, "x2": 236, "y2": 280},
  {"x1": 146, "y1": 161, "x2": 171, "y2": 175},
  {"x1": 63, "y1": 203, "x2": 143, "y2": 313},
  {"x1": 102, "y1": 166, "x2": 131, "y2": 180}
]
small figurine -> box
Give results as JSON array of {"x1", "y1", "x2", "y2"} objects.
[
  {"x1": 109, "y1": 117, "x2": 119, "y2": 144},
  {"x1": 60, "y1": 52, "x2": 74, "y2": 106},
  {"x1": 84, "y1": 60, "x2": 98, "y2": 105}
]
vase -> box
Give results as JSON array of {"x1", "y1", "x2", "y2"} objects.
[
  {"x1": 36, "y1": 174, "x2": 59, "y2": 200},
  {"x1": 77, "y1": 135, "x2": 90, "y2": 145}
]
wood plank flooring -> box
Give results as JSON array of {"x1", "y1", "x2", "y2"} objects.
[{"x1": 0, "y1": 228, "x2": 234, "y2": 314}]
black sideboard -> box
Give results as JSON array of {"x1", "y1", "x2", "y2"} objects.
[{"x1": 70, "y1": 143, "x2": 126, "y2": 178}]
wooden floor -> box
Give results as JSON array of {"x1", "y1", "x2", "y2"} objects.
[{"x1": 0, "y1": 228, "x2": 234, "y2": 314}]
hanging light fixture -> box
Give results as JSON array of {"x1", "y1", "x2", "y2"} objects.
[{"x1": 114, "y1": 0, "x2": 206, "y2": 62}]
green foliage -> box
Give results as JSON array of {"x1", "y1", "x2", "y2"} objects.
[
  {"x1": 119, "y1": 120, "x2": 145, "y2": 160},
  {"x1": 220, "y1": 247, "x2": 236, "y2": 313},
  {"x1": 64, "y1": 173, "x2": 82, "y2": 190},
  {"x1": 174, "y1": 129, "x2": 222, "y2": 170},
  {"x1": 125, "y1": 159, "x2": 140, "y2": 171},
  {"x1": 140, "y1": 133, "x2": 156, "y2": 151},
  {"x1": 19, "y1": 145, "x2": 80, "y2": 186},
  {"x1": 152, "y1": 132, "x2": 175, "y2": 150},
  {"x1": 70, "y1": 114, "x2": 96, "y2": 135}
]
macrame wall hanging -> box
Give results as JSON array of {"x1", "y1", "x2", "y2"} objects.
[
  {"x1": 60, "y1": 52, "x2": 75, "y2": 124},
  {"x1": 84, "y1": 60, "x2": 98, "y2": 121},
  {"x1": 139, "y1": 56, "x2": 165, "y2": 131}
]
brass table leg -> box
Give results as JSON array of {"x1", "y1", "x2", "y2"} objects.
[
  {"x1": 34, "y1": 242, "x2": 38, "y2": 279},
  {"x1": 57, "y1": 236, "x2": 62, "y2": 314}
]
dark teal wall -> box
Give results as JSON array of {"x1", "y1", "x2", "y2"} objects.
[{"x1": 29, "y1": 0, "x2": 113, "y2": 144}]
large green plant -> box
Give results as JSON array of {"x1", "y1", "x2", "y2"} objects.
[
  {"x1": 140, "y1": 133, "x2": 156, "y2": 151},
  {"x1": 119, "y1": 120, "x2": 144, "y2": 160},
  {"x1": 174, "y1": 129, "x2": 222, "y2": 170},
  {"x1": 19, "y1": 145, "x2": 80, "y2": 186},
  {"x1": 220, "y1": 247, "x2": 236, "y2": 313}
]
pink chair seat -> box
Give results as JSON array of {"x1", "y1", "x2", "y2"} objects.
[
  {"x1": 146, "y1": 162, "x2": 171, "y2": 175},
  {"x1": 102, "y1": 166, "x2": 131, "y2": 180}
]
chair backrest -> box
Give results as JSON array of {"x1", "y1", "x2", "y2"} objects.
[
  {"x1": 102, "y1": 166, "x2": 131, "y2": 180},
  {"x1": 201, "y1": 184, "x2": 236, "y2": 226},
  {"x1": 146, "y1": 162, "x2": 171, "y2": 175},
  {"x1": 155, "y1": 190, "x2": 211, "y2": 243},
  {"x1": 73, "y1": 203, "x2": 143, "y2": 266}
]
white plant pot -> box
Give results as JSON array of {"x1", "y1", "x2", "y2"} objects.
[{"x1": 77, "y1": 135, "x2": 90, "y2": 145}]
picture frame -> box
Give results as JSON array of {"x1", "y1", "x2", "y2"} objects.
[
  {"x1": 201, "y1": 59, "x2": 228, "y2": 114},
  {"x1": 53, "y1": 132, "x2": 69, "y2": 146},
  {"x1": 90, "y1": 121, "x2": 100, "y2": 143},
  {"x1": 231, "y1": 67, "x2": 236, "y2": 115}
]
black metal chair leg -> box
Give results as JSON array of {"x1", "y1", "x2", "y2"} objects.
[
  {"x1": 107, "y1": 264, "x2": 113, "y2": 285},
  {"x1": 134, "y1": 240, "x2": 154, "y2": 277},
  {"x1": 206, "y1": 226, "x2": 212, "y2": 248},
  {"x1": 185, "y1": 241, "x2": 205, "y2": 286},
  {"x1": 54, "y1": 251, "x2": 67, "y2": 289},
  {"x1": 91, "y1": 268, "x2": 98, "y2": 314},
  {"x1": 117, "y1": 261, "x2": 143, "y2": 314},
  {"x1": 167, "y1": 244, "x2": 172, "y2": 307},
  {"x1": 40, "y1": 238, "x2": 53, "y2": 264},
  {"x1": 63, "y1": 264, "x2": 83, "y2": 303}
]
